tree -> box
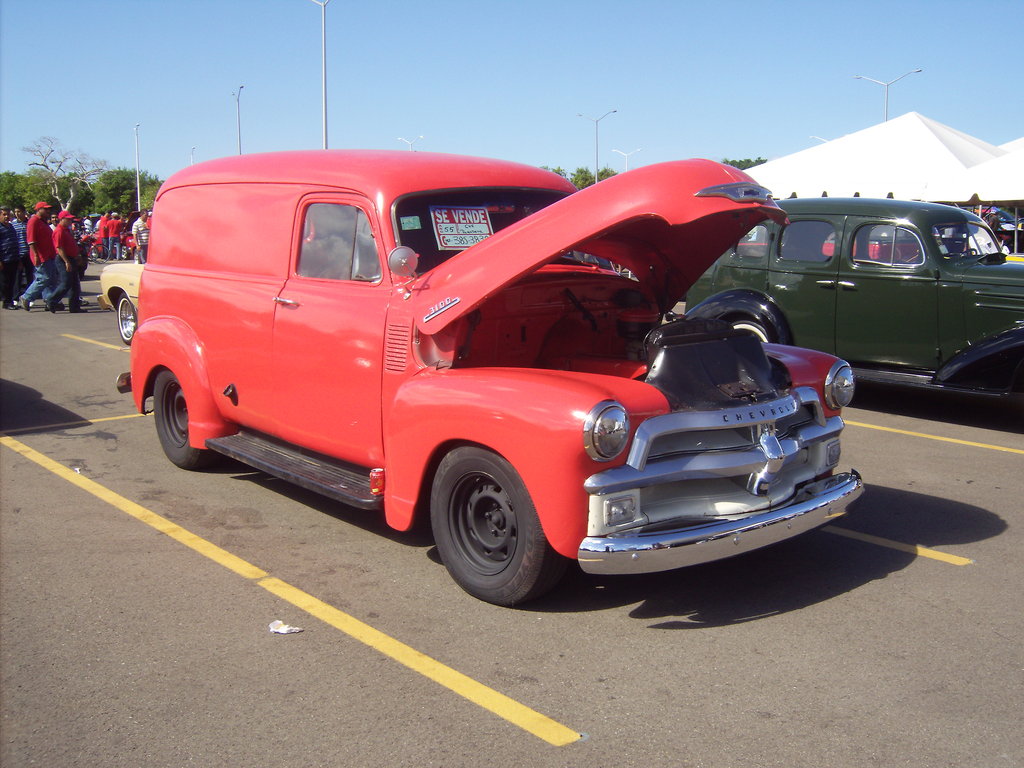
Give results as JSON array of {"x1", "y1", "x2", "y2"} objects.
[
  {"x1": 21, "y1": 136, "x2": 107, "y2": 211},
  {"x1": 569, "y1": 166, "x2": 617, "y2": 189},
  {"x1": 721, "y1": 157, "x2": 767, "y2": 170},
  {"x1": 92, "y1": 168, "x2": 162, "y2": 214}
]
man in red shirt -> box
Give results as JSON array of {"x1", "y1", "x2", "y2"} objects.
[
  {"x1": 51, "y1": 210, "x2": 84, "y2": 312},
  {"x1": 106, "y1": 213, "x2": 125, "y2": 259},
  {"x1": 18, "y1": 202, "x2": 62, "y2": 311}
]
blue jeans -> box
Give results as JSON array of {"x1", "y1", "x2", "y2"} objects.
[
  {"x1": 20, "y1": 258, "x2": 61, "y2": 304},
  {"x1": 49, "y1": 258, "x2": 79, "y2": 307}
]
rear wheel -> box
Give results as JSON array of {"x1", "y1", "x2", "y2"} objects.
[
  {"x1": 430, "y1": 446, "x2": 567, "y2": 606},
  {"x1": 730, "y1": 317, "x2": 772, "y2": 343},
  {"x1": 116, "y1": 293, "x2": 137, "y2": 345},
  {"x1": 153, "y1": 370, "x2": 219, "y2": 470}
]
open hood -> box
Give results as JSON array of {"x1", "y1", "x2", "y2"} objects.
[{"x1": 409, "y1": 160, "x2": 785, "y2": 335}]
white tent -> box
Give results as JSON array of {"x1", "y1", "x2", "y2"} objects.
[
  {"x1": 749, "y1": 112, "x2": 1006, "y2": 200},
  {"x1": 921, "y1": 149, "x2": 1024, "y2": 206}
]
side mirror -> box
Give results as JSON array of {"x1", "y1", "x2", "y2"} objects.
[{"x1": 388, "y1": 246, "x2": 419, "y2": 278}]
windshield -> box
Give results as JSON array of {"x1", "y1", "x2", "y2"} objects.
[
  {"x1": 392, "y1": 188, "x2": 569, "y2": 273},
  {"x1": 931, "y1": 222, "x2": 1002, "y2": 259}
]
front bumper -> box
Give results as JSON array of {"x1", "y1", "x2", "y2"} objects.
[{"x1": 577, "y1": 470, "x2": 862, "y2": 575}]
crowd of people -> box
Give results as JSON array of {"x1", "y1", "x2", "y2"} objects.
[{"x1": 0, "y1": 202, "x2": 151, "y2": 313}]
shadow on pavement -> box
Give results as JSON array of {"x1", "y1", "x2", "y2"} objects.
[
  {"x1": 528, "y1": 483, "x2": 1005, "y2": 625},
  {"x1": 0, "y1": 379, "x2": 92, "y2": 435},
  {"x1": 849, "y1": 382, "x2": 1023, "y2": 434}
]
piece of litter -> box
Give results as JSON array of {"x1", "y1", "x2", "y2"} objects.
[{"x1": 268, "y1": 620, "x2": 303, "y2": 634}]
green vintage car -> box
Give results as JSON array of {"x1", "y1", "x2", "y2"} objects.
[{"x1": 686, "y1": 198, "x2": 1024, "y2": 397}]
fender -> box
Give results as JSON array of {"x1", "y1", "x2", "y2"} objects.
[
  {"x1": 686, "y1": 289, "x2": 793, "y2": 345},
  {"x1": 382, "y1": 367, "x2": 670, "y2": 558},
  {"x1": 763, "y1": 343, "x2": 845, "y2": 419},
  {"x1": 130, "y1": 316, "x2": 235, "y2": 447},
  {"x1": 936, "y1": 323, "x2": 1024, "y2": 393}
]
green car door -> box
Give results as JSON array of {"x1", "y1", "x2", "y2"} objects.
[
  {"x1": 766, "y1": 216, "x2": 846, "y2": 354},
  {"x1": 834, "y1": 219, "x2": 939, "y2": 370}
]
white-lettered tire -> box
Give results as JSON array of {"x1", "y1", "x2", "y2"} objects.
[
  {"x1": 731, "y1": 317, "x2": 772, "y2": 343},
  {"x1": 430, "y1": 446, "x2": 567, "y2": 606},
  {"x1": 116, "y1": 293, "x2": 137, "y2": 346}
]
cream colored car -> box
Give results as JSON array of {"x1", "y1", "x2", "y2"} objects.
[{"x1": 98, "y1": 261, "x2": 143, "y2": 345}]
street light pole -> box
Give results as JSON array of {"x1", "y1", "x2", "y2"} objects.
[
  {"x1": 612, "y1": 147, "x2": 641, "y2": 171},
  {"x1": 233, "y1": 85, "x2": 245, "y2": 154},
  {"x1": 133, "y1": 123, "x2": 141, "y2": 212},
  {"x1": 397, "y1": 136, "x2": 423, "y2": 151},
  {"x1": 190, "y1": 146, "x2": 196, "y2": 165},
  {"x1": 578, "y1": 110, "x2": 616, "y2": 184},
  {"x1": 853, "y1": 68, "x2": 922, "y2": 121},
  {"x1": 310, "y1": 0, "x2": 330, "y2": 149}
]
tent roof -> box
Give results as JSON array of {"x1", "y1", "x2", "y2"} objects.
[
  {"x1": 750, "y1": 112, "x2": 1006, "y2": 200},
  {"x1": 922, "y1": 150, "x2": 1024, "y2": 206}
]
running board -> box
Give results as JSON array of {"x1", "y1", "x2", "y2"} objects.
[{"x1": 206, "y1": 431, "x2": 382, "y2": 510}]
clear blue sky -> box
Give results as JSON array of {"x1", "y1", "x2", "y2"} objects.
[{"x1": 2, "y1": 0, "x2": 1021, "y2": 183}]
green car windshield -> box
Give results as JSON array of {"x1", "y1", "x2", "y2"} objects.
[{"x1": 931, "y1": 222, "x2": 1002, "y2": 259}]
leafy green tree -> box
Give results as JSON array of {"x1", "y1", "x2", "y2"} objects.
[
  {"x1": 568, "y1": 166, "x2": 617, "y2": 189},
  {"x1": 721, "y1": 157, "x2": 766, "y2": 170},
  {"x1": 93, "y1": 168, "x2": 162, "y2": 214},
  {"x1": 541, "y1": 166, "x2": 569, "y2": 179},
  {"x1": 0, "y1": 170, "x2": 53, "y2": 210}
]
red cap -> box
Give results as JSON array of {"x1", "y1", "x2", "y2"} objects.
[
  {"x1": 58, "y1": 210, "x2": 76, "y2": 220},
  {"x1": 34, "y1": 201, "x2": 52, "y2": 211}
]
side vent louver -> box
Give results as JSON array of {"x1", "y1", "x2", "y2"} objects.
[{"x1": 385, "y1": 324, "x2": 410, "y2": 372}]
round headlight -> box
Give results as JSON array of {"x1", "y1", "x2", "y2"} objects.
[
  {"x1": 583, "y1": 401, "x2": 630, "y2": 461},
  {"x1": 825, "y1": 361, "x2": 855, "y2": 409}
]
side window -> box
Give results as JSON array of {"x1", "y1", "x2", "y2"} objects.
[
  {"x1": 298, "y1": 203, "x2": 380, "y2": 282},
  {"x1": 852, "y1": 224, "x2": 924, "y2": 267},
  {"x1": 778, "y1": 221, "x2": 836, "y2": 263},
  {"x1": 729, "y1": 224, "x2": 770, "y2": 263}
]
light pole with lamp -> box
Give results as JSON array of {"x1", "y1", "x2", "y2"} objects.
[
  {"x1": 397, "y1": 136, "x2": 423, "y2": 151},
  {"x1": 309, "y1": 0, "x2": 330, "y2": 149},
  {"x1": 233, "y1": 85, "x2": 245, "y2": 154},
  {"x1": 853, "y1": 68, "x2": 922, "y2": 122},
  {"x1": 612, "y1": 147, "x2": 641, "y2": 171},
  {"x1": 577, "y1": 110, "x2": 616, "y2": 185},
  {"x1": 133, "y1": 123, "x2": 141, "y2": 212},
  {"x1": 190, "y1": 146, "x2": 196, "y2": 165}
]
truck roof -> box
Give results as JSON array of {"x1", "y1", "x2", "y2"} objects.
[{"x1": 157, "y1": 150, "x2": 577, "y2": 205}]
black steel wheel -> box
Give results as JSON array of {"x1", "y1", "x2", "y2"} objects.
[
  {"x1": 431, "y1": 446, "x2": 567, "y2": 606},
  {"x1": 153, "y1": 370, "x2": 219, "y2": 470}
]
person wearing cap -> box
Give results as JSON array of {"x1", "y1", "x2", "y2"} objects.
[
  {"x1": 18, "y1": 202, "x2": 63, "y2": 311},
  {"x1": 50, "y1": 210, "x2": 84, "y2": 312},
  {"x1": 106, "y1": 212, "x2": 124, "y2": 259}
]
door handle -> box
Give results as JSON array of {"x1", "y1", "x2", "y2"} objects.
[
  {"x1": 814, "y1": 280, "x2": 836, "y2": 289},
  {"x1": 273, "y1": 296, "x2": 299, "y2": 306},
  {"x1": 837, "y1": 281, "x2": 856, "y2": 290}
]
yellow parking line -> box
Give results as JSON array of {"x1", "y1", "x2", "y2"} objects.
[
  {"x1": 845, "y1": 420, "x2": 1024, "y2": 455},
  {"x1": 0, "y1": 413, "x2": 146, "y2": 436},
  {"x1": 61, "y1": 333, "x2": 126, "y2": 351},
  {"x1": 825, "y1": 526, "x2": 974, "y2": 566},
  {"x1": 259, "y1": 577, "x2": 580, "y2": 746},
  {"x1": 0, "y1": 435, "x2": 581, "y2": 747}
]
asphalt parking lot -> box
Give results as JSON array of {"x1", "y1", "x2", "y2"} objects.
[{"x1": 2, "y1": 274, "x2": 1022, "y2": 768}]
